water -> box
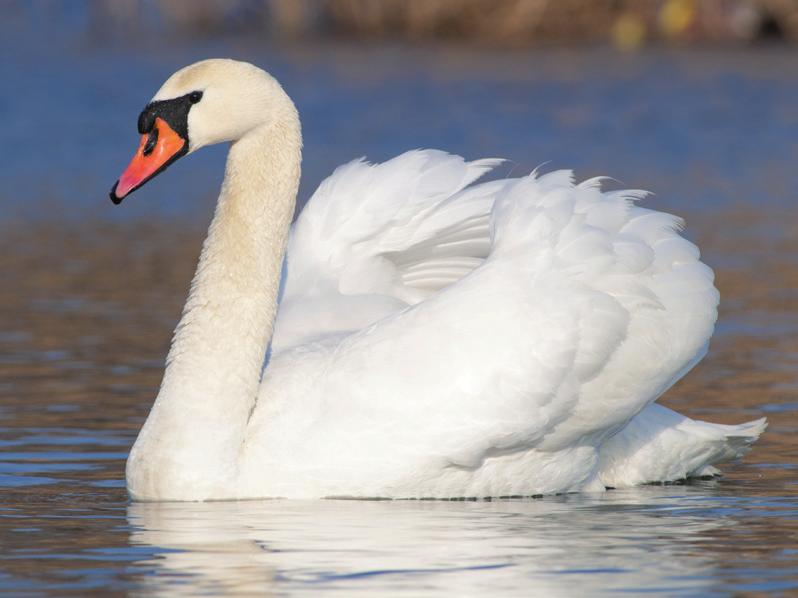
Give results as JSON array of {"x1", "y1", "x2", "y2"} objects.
[
  {"x1": 2, "y1": 7, "x2": 798, "y2": 596},
  {"x1": 3, "y1": 485, "x2": 798, "y2": 596}
]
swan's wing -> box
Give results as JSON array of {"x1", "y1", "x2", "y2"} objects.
[
  {"x1": 273, "y1": 150, "x2": 507, "y2": 350},
  {"x1": 254, "y1": 169, "x2": 720, "y2": 497}
]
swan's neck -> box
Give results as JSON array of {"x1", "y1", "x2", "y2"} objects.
[{"x1": 127, "y1": 115, "x2": 301, "y2": 498}]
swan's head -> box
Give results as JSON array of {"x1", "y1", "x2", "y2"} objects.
[{"x1": 110, "y1": 59, "x2": 295, "y2": 204}]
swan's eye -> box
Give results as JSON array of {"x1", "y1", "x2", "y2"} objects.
[{"x1": 189, "y1": 91, "x2": 203, "y2": 104}]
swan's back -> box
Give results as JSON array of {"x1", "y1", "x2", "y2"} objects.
[
  {"x1": 275, "y1": 151, "x2": 716, "y2": 377},
  {"x1": 248, "y1": 150, "x2": 731, "y2": 498}
]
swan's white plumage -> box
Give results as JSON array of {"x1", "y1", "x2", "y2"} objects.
[
  {"x1": 273, "y1": 152, "x2": 503, "y2": 349},
  {"x1": 244, "y1": 149, "x2": 761, "y2": 499},
  {"x1": 124, "y1": 60, "x2": 765, "y2": 501},
  {"x1": 599, "y1": 403, "x2": 767, "y2": 487}
]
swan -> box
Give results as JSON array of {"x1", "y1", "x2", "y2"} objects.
[{"x1": 110, "y1": 59, "x2": 765, "y2": 501}]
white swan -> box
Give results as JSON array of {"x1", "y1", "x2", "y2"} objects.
[{"x1": 111, "y1": 59, "x2": 765, "y2": 501}]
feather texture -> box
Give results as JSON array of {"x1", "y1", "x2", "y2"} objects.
[
  {"x1": 242, "y1": 150, "x2": 761, "y2": 498},
  {"x1": 126, "y1": 61, "x2": 765, "y2": 501}
]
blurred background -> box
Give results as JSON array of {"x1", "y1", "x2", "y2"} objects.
[
  {"x1": 40, "y1": 0, "x2": 798, "y2": 46},
  {"x1": 1, "y1": 1, "x2": 797, "y2": 594},
  {"x1": 3, "y1": 0, "x2": 798, "y2": 220}
]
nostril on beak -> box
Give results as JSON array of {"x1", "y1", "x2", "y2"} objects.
[{"x1": 142, "y1": 127, "x2": 159, "y2": 156}]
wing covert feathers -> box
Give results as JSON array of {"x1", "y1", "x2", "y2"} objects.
[{"x1": 267, "y1": 150, "x2": 749, "y2": 494}]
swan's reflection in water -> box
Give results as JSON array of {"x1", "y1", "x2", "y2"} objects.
[{"x1": 127, "y1": 487, "x2": 730, "y2": 595}]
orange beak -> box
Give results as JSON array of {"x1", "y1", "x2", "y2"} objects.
[{"x1": 110, "y1": 117, "x2": 187, "y2": 204}]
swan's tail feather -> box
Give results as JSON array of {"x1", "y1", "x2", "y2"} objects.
[
  {"x1": 719, "y1": 417, "x2": 768, "y2": 455},
  {"x1": 598, "y1": 404, "x2": 767, "y2": 488},
  {"x1": 681, "y1": 417, "x2": 768, "y2": 479}
]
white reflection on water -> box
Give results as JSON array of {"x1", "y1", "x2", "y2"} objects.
[{"x1": 128, "y1": 489, "x2": 728, "y2": 596}]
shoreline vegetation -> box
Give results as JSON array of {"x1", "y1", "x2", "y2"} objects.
[{"x1": 86, "y1": 0, "x2": 797, "y2": 50}]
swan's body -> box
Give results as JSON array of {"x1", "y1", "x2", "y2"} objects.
[{"x1": 114, "y1": 60, "x2": 765, "y2": 501}]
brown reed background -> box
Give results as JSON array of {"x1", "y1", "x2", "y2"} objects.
[{"x1": 88, "y1": 0, "x2": 798, "y2": 49}]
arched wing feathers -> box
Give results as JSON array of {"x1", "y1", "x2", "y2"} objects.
[{"x1": 263, "y1": 153, "x2": 719, "y2": 495}]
